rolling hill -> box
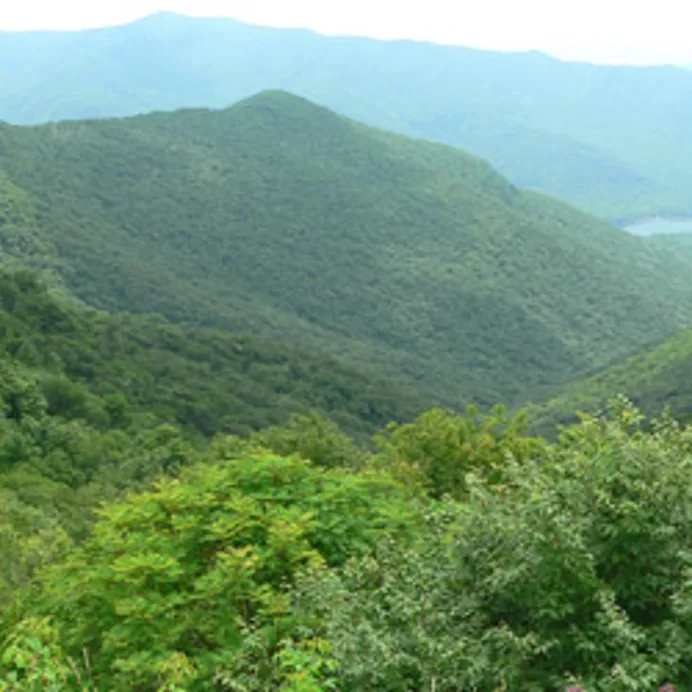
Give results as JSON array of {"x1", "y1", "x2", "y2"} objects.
[
  {"x1": 2, "y1": 91, "x2": 692, "y2": 408},
  {"x1": 2, "y1": 12, "x2": 692, "y2": 219}
]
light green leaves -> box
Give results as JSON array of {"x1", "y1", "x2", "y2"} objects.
[{"x1": 24, "y1": 453, "x2": 415, "y2": 690}]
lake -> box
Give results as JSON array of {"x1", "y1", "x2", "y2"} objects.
[{"x1": 625, "y1": 217, "x2": 692, "y2": 236}]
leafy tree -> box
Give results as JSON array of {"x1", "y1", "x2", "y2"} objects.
[
  {"x1": 247, "y1": 412, "x2": 367, "y2": 469},
  {"x1": 372, "y1": 405, "x2": 544, "y2": 499},
  {"x1": 0, "y1": 360, "x2": 46, "y2": 424},
  {"x1": 0, "y1": 491, "x2": 72, "y2": 626},
  {"x1": 0, "y1": 618, "x2": 93, "y2": 692},
  {"x1": 22, "y1": 454, "x2": 417, "y2": 690}
]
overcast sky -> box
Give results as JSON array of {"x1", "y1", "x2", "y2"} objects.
[{"x1": 1, "y1": 0, "x2": 690, "y2": 66}]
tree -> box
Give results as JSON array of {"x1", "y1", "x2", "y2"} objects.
[
  {"x1": 23, "y1": 454, "x2": 416, "y2": 690},
  {"x1": 372, "y1": 405, "x2": 544, "y2": 499}
]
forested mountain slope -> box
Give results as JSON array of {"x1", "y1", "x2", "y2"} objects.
[
  {"x1": 2, "y1": 91, "x2": 692, "y2": 407},
  {"x1": 533, "y1": 328, "x2": 692, "y2": 431},
  {"x1": 2, "y1": 12, "x2": 692, "y2": 218},
  {"x1": 0, "y1": 270, "x2": 421, "y2": 439},
  {"x1": 647, "y1": 232, "x2": 692, "y2": 262}
]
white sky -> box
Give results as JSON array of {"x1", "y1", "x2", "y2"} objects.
[{"x1": 1, "y1": 0, "x2": 691, "y2": 66}]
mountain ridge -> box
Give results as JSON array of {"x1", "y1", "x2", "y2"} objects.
[{"x1": 2, "y1": 15, "x2": 692, "y2": 218}]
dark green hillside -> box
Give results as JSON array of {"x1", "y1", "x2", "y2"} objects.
[
  {"x1": 2, "y1": 91, "x2": 692, "y2": 406},
  {"x1": 3, "y1": 13, "x2": 692, "y2": 218},
  {"x1": 0, "y1": 270, "x2": 421, "y2": 438},
  {"x1": 532, "y1": 328, "x2": 692, "y2": 431}
]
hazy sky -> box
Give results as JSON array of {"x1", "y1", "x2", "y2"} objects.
[{"x1": 1, "y1": 0, "x2": 691, "y2": 66}]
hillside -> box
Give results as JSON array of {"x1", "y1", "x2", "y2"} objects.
[
  {"x1": 2, "y1": 13, "x2": 692, "y2": 219},
  {"x1": 647, "y1": 232, "x2": 692, "y2": 260},
  {"x1": 0, "y1": 270, "x2": 422, "y2": 439},
  {"x1": 532, "y1": 328, "x2": 692, "y2": 431},
  {"x1": 2, "y1": 91, "x2": 692, "y2": 407}
]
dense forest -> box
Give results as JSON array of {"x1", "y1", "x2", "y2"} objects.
[
  {"x1": 2, "y1": 91, "x2": 692, "y2": 409},
  {"x1": 3, "y1": 213, "x2": 692, "y2": 690},
  {"x1": 2, "y1": 34, "x2": 692, "y2": 688},
  {"x1": 3, "y1": 12, "x2": 692, "y2": 219},
  {"x1": 649, "y1": 233, "x2": 692, "y2": 262},
  {"x1": 0, "y1": 271, "x2": 423, "y2": 439}
]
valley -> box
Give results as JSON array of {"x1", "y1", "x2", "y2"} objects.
[{"x1": 532, "y1": 327, "x2": 692, "y2": 433}]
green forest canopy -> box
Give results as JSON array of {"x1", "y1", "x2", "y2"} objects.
[
  {"x1": 1, "y1": 267, "x2": 690, "y2": 689},
  {"x1": 2, "y1": 365, "x2": 692, "y2": 690},
  {"x1": 0, "y1": 270, "x2": 423, "y2": 440}
]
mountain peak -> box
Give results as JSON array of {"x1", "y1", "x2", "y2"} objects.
[
  {"x1": 231, "y1": 90, "x2": 334, "y2": 114},
  {"x1": 225, "y1": 90, "x2": 346, "y2": 129},
  {"x1": 129, "y1": 11, "x2": 245, "y2": 29}
]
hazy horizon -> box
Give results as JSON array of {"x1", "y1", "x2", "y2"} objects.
[{"x1": 1, "y1": 0, "x2": 691, "y2": 67}]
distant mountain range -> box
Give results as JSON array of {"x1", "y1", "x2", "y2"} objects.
[
  {"x1": 2, "y1": 90, "x2": 692, "y2": 408},
  {"x1": 2, "y1": 12, "x2": 692, "y2": 221}
]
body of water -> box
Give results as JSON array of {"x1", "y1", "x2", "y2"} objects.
[{"x1": 625, "y1": 217, "x2": 692, "y2": 236}]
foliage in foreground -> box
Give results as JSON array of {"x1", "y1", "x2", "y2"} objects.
[
  {"x1": 298, "y1": 404, "x2": 692, "y2": 690},
  {"x1": 3, "y1": 455, "x2": 418, "y2": 691},
  {"x1": 2, "y1": 400, "x2": 692, "y2": 690}
]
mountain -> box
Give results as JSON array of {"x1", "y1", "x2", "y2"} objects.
[
  {"x1": 532, "y1": 328, "x2": 692, "y2": 431},
  {"x1": 2, "y1": 91, "x2": 692, "y2": 407},
  {"x1": 0, "y1": 269, "x2": 422, "y2": 439},
  {"x1": 2, "y1": 13, "x2": 692, "y2": 219}
]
